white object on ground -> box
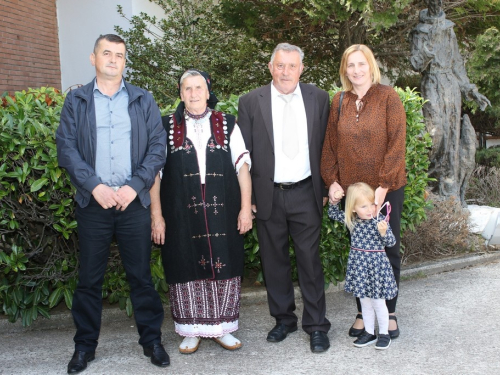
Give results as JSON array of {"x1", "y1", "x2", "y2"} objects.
[{"x1": 467, "y1": 204, "x2": 500, "y2": 245}]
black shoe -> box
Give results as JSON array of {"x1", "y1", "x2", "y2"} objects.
[
  {"x1": 266, "y1": 323, "x2": 298, "y2": 342},
  {"x1": 389, "y1": 315, "x2": 400, "y2": 339},
  {"x1": 353, "y1": 331, "x2": 377, "y2": 348},
  {"x1": 67, "y1": 350, "x2": 95, "y2": 374},
  {"x1": 143, "y1": 343, "x2": 170, "y2": 367},
  {"x1": 348, "y1": 313, "x2": 364, "y2": 337},
  {"x1": 310, "y1": 331, "x2": 330, "y2": 353},
  {"x1": 375, "y1": 334, "x2": 391, "y2": 350}
]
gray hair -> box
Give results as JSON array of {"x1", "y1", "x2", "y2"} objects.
[
  {"x1": 179, "y1": 70, "x2": 206, "y2": 89},
  {"x1": 270, "y1": 43, "x2": 304, "y2": 64}
]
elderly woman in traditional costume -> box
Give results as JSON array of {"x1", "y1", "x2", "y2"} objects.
[{"x1": 150, "y1": 69, "x2": 252, "y2": 354}]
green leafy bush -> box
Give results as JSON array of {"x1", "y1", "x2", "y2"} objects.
[
  {"x1": 0, "y1": 88, "x2": 75, "y2": 326},
  {"x1": 467, "y1": 27, "x2": 500, "y2": 124},
  {"x1": 396, "y1": 86, "x2": 433, "y2": 232},
  {"x1": 475, "y1": 146, "x2": 500, "y2": 169},
  {"x1": 1, "y1": 85, "x2": 430, "y2": 325},
  {"x1": 0, "y1": 88, "x2": 168, "y2": 326}
]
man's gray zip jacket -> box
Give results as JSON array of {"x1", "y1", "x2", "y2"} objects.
[{"x1": 56, "y1": 78, "x2": 166, "y2": 208}]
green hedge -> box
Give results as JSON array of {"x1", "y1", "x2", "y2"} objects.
[
  {"x1": 476, "y1": 146, "x2": 500, "y2": 169},
  {"x1": 0, "y1": 86, "x2": 430, "y2": 326}
]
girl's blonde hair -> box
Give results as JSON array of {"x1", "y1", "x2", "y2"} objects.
[
  {"x1": 339, "y1": 44, "x2": 381, "y2": 92},
  {"x1": 344, "y1": 182, "x2": 375, "y2": 231}
]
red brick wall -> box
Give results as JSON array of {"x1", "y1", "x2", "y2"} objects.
[{"x1": 0, "y1": 0, "x2": 61, "y2": 93}]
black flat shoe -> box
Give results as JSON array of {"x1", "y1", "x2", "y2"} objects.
[
  {"x1": 348, "y1": 313, "x2": 364, "y2": 337},
  {"x1": 310, "y1": 331, "x2": 330, "y2": 353},
  {"x1": 389, "y1": 315, "x2": 400, "y2": 339},
  {"x1": 266, "y1": 323, "x2": 298, "y2": 342},
  {"x1": 353, "y1": 331, "x2": 377, "y2": 348},
  {"x1": 67, "y1": 350, "x2": 95, "y2": 374},
  {"x1": 143, "y1": 343, "x2": 170, "y2": 367}
]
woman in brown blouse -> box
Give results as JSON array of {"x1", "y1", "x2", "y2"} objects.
[{"x1": 321, "y1": 44, "x2": 406, "y2": 340}]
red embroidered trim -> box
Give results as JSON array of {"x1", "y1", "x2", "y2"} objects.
[
  {"x1": 168, "y1": 111, "x2": 229, "y2": 152},
  {"x1": 234, "y1": 151, "x2": 249, "y2": 170},
  {"x1": 351, "y1": 246, "x2": 385, "y2": 252}
]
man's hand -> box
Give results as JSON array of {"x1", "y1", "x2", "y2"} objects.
[
  {"x1": 328, "y1": 182, "x2": 344, "y2": 204},
  {"x1": 115, "y1": 185, "x2": 138, "y2": 211},
  {"x1": 92, "y1": 184, "x2": 124, "y2": 209},
  {"x1": 251, "y1": 204, "x2": 257, "y2": 219}
]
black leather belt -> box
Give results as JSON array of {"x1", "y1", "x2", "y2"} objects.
[{"x1": 274, "y1": 176, "x2": 312, "y2": 190}]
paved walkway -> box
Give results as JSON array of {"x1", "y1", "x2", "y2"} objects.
[{"x1": 1, "y1": 252, "x2": 500, "y2": 375}]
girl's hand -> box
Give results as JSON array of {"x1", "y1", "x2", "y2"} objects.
[{"x1": 377, "y1": 220, "x2": 388, "y2": 237}]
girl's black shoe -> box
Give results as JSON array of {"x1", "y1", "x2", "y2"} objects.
[
  {"x1": 375, "y1": 334, "x2": 392, "y2": 350},
  {"x1": 353, "y1": 331, "x2": 377, "y2": 347}
]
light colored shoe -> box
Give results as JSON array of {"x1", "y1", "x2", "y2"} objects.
[
  {"x1": 212, "y1": 333, "x2": 242, "y2": 350},
  {"x1": 179, "y1": 336, "x2": 201, "y2": 354}
]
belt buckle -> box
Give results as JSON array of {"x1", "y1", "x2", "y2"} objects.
[{"x1": 279, "y1": 182, "x2": 292, "y2": 190}]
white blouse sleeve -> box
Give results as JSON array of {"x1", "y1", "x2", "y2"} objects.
[{"x1": 230, "y1": 124, "x2": 251, "y2": 174}]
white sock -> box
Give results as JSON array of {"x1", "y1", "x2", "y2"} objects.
[
  {"x1": 373, "y1": 298, "x2": 389, "y2": 334},
  {"x1": 360, "y1": 297, "x2": 375, "y2": 335}
]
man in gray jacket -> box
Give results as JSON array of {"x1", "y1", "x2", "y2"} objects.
[{"x1": 56, "y1": 34, "x2": 168, "y2": 374}]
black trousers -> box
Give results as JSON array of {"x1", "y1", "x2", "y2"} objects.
[
  {"x1": 72, "y1": 197, "x2": 164, "y2": 352},
  {"x1": 355, "y1": 185, "x2": 405, "y2": 314},
  {"x1": 256, "y1": 179, "x2": 331, "y2": 334}
]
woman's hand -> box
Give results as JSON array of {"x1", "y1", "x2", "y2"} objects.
[
  {"x1": 237, "y1": 207, "x2": 253, "y2": 234},
  {"x1": 374, "y1": 186, "x2": 388, "y2": 214},
  {"x1": 328, "y1": 182, "x2": 344, "y2": 204},
  {"x1": 377, "y1": 220, "x2": 388, "y2": 237},
  {"x1": 151, "y1": 214, "x2": 166, "y2": 245}
]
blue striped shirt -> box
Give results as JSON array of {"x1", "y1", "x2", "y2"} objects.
[{"x1": 93, "y1": 80, "x2": 132, "y2": 187}]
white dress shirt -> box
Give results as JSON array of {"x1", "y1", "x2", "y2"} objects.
[{"x1": 270, "y1": 82, "x2": 311, "y2": 183}]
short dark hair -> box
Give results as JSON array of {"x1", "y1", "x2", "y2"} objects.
[{"x1": 93, "y1": 34, "x2": 127, "y2": 54}]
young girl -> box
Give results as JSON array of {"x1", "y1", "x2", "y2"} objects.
[{"x1": 328, "y1": 182, "x2": 398, "y2": 350}]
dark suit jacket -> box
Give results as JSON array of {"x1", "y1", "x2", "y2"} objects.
[{"x1": 238, "y1": 82, "x2": 330, "y2": 221}]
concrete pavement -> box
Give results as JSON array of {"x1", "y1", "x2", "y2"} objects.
[{"x1": 1, "y1": 251, "x2": 500, "y2": 375}]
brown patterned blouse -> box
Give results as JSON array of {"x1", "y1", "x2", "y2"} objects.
[{"x1": 321, "y1": 84, "x2": 407, "y2": 192}]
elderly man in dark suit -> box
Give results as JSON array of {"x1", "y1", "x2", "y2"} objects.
[{"x1": 238, "y1": 43, "x2": 331, "y2": 352}]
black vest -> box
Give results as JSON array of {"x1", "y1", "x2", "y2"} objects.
[{"x1": 160, "y1": 111, "x2": 244, "y2": 284}]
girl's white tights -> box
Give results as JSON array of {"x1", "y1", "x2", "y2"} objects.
[{"x1": 360, "y1": 297, "x2": 389, "y2": 335}]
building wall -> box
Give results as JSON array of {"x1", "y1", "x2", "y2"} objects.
[{"x1": 0, "y1": 0, "x2": 61, "y2": 93}]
